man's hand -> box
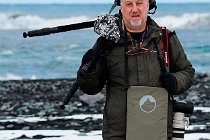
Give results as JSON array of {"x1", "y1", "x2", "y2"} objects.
[{"x1": 161, "y1": 72, "x2": 177, "y2": 95}]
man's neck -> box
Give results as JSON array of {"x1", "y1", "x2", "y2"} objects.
[{"x1": 129, "y1": 32, "x2": 144, "y2": 42}]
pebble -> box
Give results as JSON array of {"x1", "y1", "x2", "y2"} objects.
[{"x1": 0, "y1": 74, "x2": 209, "y2": 133}]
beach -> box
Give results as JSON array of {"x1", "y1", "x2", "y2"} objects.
[
  {"x1": 0, "y1": 73, "x2": 210, "y2": 140},
  {"x1": 0, "y1": 3, "x2": 210, "y2": 140}
]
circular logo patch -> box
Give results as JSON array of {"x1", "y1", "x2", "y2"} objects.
[{"x1": 139, "y1": 95, "x2": 156, "y2": 113}]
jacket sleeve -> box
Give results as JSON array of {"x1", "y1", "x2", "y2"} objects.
[
  {"x1": 169, "y1": 32, "x2": 195, "y2": 95},
  {"x1": 77, "y1": 56, "x2": 107, "y2": 95}
]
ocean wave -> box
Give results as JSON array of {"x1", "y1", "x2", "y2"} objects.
[
  {"x1": 0, "y1": 50, "x2": 14, "y2": 55},
  {"x1": 0, "y1": 73, "x2": 23, "y2": 80},
  {"x1": 155, "y1": 13, "x2": 210, "y2": 29},
  {"x1": 0, "y1": 73, "x2": 37, "y2": 80},
  {"x1": 0, "y1": 12, "x2": 93, "y2": 30},
  {"x1": 56, "y1": 56, "x2": 80, "y2": 61},
  {"x1": 0, "y1": 12, "x2": 210, "y2": 30}
]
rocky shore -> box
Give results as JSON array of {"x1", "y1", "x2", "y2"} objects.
[{"x1": 0, "y1": 73, "x2": 210, "y2": 133}]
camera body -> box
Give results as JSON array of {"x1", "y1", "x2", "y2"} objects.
[
  {"x1": 173, "y1": 101, "x2": 194, "y2": 114},
  {"x1": 172, "y1": 101, "x2": 194, "y2": 140}
]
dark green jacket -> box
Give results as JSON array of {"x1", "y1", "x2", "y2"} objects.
[{"x1": 78, "y1": 16, "x2": 195, "y2": 140}]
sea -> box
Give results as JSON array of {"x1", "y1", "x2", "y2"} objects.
[{"x1": 0, "y1": 3, "x2": 210, "y2": 80}]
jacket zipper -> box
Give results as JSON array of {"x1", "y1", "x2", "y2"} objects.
[{"x1": 144, "y1": 54, "x2": 149, "y2": 84}]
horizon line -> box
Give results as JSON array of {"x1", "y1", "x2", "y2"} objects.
[
  {"x1": 0, "y1": 1, "x2": 210, "y2": 4},
  {"x1": 0, "y1": 2, "x2": 210, "y2": 5}
]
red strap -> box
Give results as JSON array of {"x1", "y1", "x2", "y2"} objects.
[
  {"x1": 160, "y1": 27, "x2": 170, "y2": 72},
  {"x1": 166, "y1": 28, "x2": 170, "y2": 71}
]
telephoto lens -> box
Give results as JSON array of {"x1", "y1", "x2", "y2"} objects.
[
  {"x1": 172, "y1": 101, "x2": 194, "y2": 140},
  {"x1": 172, "y1": 112, "x2": 186, "y2": 140}
]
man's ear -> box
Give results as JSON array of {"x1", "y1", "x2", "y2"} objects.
[
  {"x1": 120, "y1": 3, "x2": 122, "y2": 10},
  {"x1": 146, "y1": 2, "x2": 150, "y2": 12},
  {"x1": 120, "y1": 3, "x2": 123, "y2": 14}
]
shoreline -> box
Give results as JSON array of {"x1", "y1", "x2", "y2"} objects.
[
  {"x1": 0, "y1": 72, "x2": 209, "y2": 81},
  {"x1": 0, "y1": 73, "x2": 209, "y2": 132}
]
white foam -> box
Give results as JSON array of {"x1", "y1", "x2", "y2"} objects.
[
  {"x1": 0, "y1": 73, "x2": 23, "y2": 80},
  {"x1": 0, "y1": 73, "x2": 38, "y2": 80},
  {"x1": 56, "y1": 56, "x2": 80, "y2": 61},
  {"x1": 1, "y1": 12, "x2": 210, "y2": 30},
  {"x1": 0, "y1": 50, "x2": 14, "y2": 55},
  {"x1": 155, "y1": 13, "x2": 210, "y2": 30},
  {"x1": 31, "y1": 75, "x2": 37, "y2": 80},
  {"x1": 0, "y1": 12, "x2": 94, "y2": 30}
]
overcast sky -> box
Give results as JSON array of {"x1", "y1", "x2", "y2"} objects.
[{"x1": 1, "y1": 0, "x2": 210, "y2": 4}]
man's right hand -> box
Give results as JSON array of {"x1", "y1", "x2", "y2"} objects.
[{"x1": 81, "y1": 49, "x2": 97, "y2": 66}]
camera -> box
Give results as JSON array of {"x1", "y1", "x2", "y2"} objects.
[
  {"x1": 173, "y1": 101, "x2": 194, "y2": 114},
  {"x1": 172, "y1": 101, "x2": 194, "y2": 140}
]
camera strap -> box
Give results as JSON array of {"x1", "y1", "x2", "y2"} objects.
[
  {"x1": 124, "y1": 25, "x2": 129, "y2": 90},
  {"x1": 160, "y1": 27, "x2": 170, "y2": 73},
  {"x1": 160, "y1": 27, "x2": 176, "y2": 104}
]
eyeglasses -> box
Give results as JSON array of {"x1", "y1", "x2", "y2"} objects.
[{"x1": 126, "y1": 46, "x2": 148, "y2": 55}]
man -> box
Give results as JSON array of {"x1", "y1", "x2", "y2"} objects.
[{"x1": 77, "y1": 0, "x2": 195, "y2": 139}]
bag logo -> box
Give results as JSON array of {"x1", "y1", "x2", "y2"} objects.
[{"x1": 139, "y1": 95, "x2": 157, "y2": 113}]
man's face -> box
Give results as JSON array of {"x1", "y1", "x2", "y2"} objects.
[{"x1": 120, "y1": 0, "x2": 149, "y2": 32}]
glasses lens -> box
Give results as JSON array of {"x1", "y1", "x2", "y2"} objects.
[
  {"x1": 126, "y1": 48, "x2": 138, "y2": 55},
  {"x1": 126, "y1": 47, "x2": 148, "y2": 55},
  {"x1": 138, "y1": 47, "x2": 148, "y2": 53}
]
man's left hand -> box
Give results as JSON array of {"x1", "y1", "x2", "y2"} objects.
[{"x1": 161, "y1": 72, "x2": 177, "y2": 95}]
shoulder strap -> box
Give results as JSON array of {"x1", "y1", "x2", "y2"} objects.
[
  {"x1": 124, "y1": 26, "x2": 129, "y2": 90},
  {"x1": 160, "y1": 27, "x2": 170, "y2": 73},
  {"x1": 160, "y1": 27, "x2": 176, "y2": 103}
]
